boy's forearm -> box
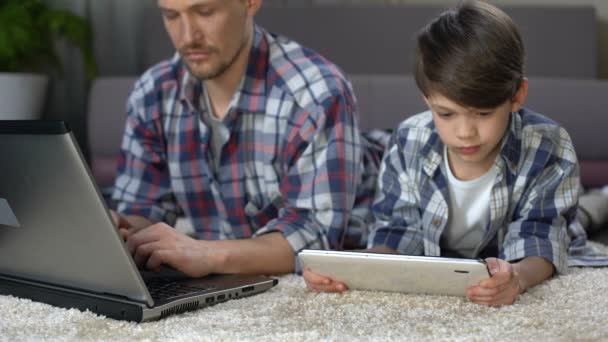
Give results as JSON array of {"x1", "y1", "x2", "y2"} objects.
[{"x1": 512, "y1": 256, "x2": 555, "y2": 292}]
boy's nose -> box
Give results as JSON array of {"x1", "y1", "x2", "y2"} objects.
[{"x1": 456, "y1": 120, "x2": 477, "y2": 140}]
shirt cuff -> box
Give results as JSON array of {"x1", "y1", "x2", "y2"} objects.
[{"x1": 502, "y1": 237, "x2": 569, "y2": 274}]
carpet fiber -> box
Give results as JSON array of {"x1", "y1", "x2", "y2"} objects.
[{"x1": 2, "y1": 243, "x2": 608, "y2": 341}]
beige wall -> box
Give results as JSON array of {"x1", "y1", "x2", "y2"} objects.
[{"x1": 364, "y1": 0, "x2": 608, "y2": 79}]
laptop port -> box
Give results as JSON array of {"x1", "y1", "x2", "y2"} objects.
[
  {"x1": 205, "y1": 296, "x2": 214, "y2": 303},
  {"x1": 242, "y1": 286, "x2": 255, "y2": 293},
  {"x1": 217, "y1": 294, "x2": 226, "y2": 300}
]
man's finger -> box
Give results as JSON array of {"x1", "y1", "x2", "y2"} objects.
[
  {"x1": 146, "y1": 249, "x2": 173, "y2": 272},
  {"x1": 133, "y1": 240, "x2": 165, "y2": 268},
  {"x1": 119, "y1": 228, "x2": 129, "y2": 241}
]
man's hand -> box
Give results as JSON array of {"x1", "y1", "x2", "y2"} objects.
[
  {"x1": 109, "y1": 210, "x2": 153, "y2": 241},
  {"x1": 466, "y1": 258, "x2": 522, "y2": 306},
  {"x1": 111, "y1": 211, "x2": 295, "y2": 276},
  {"x1": 110, "y1": 210, "x2": 133, "y2": 241},
  {"x1": 126, "y1": 222, "x2": 215, "y2": 278},
  {"x1": 302, "y1": 267, "x2": 348, "y2": 293}
]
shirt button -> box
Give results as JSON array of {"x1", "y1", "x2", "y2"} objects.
[{"x1": 432, "y1": 219, "x2": 442, "y2": 227}]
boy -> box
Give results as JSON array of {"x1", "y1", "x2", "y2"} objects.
[{"x1": 303, "y1": 0, "x2": 608, "y2": 306}]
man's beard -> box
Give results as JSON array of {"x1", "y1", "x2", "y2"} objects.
[{"x1": 180, "y1": 37, "x2": 248, "y2": 80}]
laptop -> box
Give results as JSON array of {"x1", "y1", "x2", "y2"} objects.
[
  {"x1": 299, "y1": 249, "x2": 490, "y2": 296},
  {"x1": 0, "y1": 121, "x2": 278, "y2": 322}
]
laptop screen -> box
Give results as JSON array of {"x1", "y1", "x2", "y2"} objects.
[{"x1": 0, "y1": 121, "x2": 152, "y2": 306}]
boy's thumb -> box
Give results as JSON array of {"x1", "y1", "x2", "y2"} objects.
[{"x1": 485, "y1": 257, "x2": 500, "y2": 275}]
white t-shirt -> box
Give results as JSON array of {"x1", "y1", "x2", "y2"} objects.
[
  {"x1": 198, "y1": 86, "x2": 241, "y2": 172},
  {"x1": 441, "y1": 147, "x2": 498, "y2": 257}
]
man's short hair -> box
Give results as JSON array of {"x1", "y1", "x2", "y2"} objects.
[{"x1": 414, "y1": 0, "x2": 524, "y2": 108}]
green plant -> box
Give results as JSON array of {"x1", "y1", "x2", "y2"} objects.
[{"x1": 0, "y1": 0, "x2": 97, "y2": 78}]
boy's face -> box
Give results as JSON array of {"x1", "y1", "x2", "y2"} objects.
[
  {"x1": 424, "y1": 80, "x2": 527, "y2": 180},
  {"x1": 158, "y1": 0, "x2": 260, "y2": 80}
]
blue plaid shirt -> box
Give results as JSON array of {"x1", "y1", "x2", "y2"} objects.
[
  {"x1": 370, "y1": 109, "x2": 608, "y2": 273},
  {"x1": 113, "y1": 26, "x2": 375, "y2": 255}
]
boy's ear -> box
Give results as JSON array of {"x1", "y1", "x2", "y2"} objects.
[
  {"x1": 423, "y1": 95, "x2": 431, "y2": 108},
  {"x1": 510, "y1": 78, "x2": 528, "y2": 112}
]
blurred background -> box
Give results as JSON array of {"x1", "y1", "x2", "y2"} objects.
[{"x1": 31, "y1": 0, "x2": 608, "y2": 160}]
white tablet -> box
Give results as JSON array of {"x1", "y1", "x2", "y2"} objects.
[{"x1": 299, "y1": 250, "x2": 490, "y2": 297}]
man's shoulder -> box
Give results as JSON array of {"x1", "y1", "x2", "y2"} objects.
[
  {"x1": 132, "y1": 55, "x2": 183, "y2": 97},
  {"x1": 263, "y1": 30, "x2": 352, "y2": 107}
]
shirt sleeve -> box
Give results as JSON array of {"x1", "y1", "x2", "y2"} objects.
[
  {"x1": 501, "y1": 129, "x2": 578, "y2": 274},
  {"x1": 367, "y1": 131, "x2": 425, "y2": 255},
  {"x1": 252, "y1": 90, "x2": 362, "y2": 258},
  {"x1": 111, "y1": 79, "x2": 179, "y2": 225}
]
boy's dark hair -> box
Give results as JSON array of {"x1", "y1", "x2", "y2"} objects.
[{"x1": 414, "y1": 0, "x2": 524, "y2": 108}]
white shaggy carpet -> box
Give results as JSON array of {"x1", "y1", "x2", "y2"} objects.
[{"x1": 2, "y1": 244, "x2": 608, "y2": 341}]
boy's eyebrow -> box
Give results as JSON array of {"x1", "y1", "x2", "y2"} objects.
[{"x1": 430, "y1": 104, "x2": 457, "y2": 112}]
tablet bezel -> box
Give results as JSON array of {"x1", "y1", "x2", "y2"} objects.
[{"x1": 299, "y1": 249, "x2": 490, "y2": 297}]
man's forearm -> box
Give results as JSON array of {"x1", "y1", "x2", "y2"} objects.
[
  {"x1": 513, "y1": 256, "x2": 555, "y2": 292},
  {"x1": 206, "y1": 232, "x2": 295, "y2": 275}
]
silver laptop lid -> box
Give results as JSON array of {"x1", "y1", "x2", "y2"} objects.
[{"x1": 0, "y1": 121, "x2": 153, "y2": 307}]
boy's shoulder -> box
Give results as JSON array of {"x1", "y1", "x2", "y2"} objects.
[
  {"x1": 387, "y1": 111, "x2": 442, "y2": 166},
  {"x1": 517, "y1": 108, "x2": 560, "y2": 131},
  {"x1": 516, "y1": 108, "x2": 572, "y2": 148},
  {"x1": 511, "y1": 108, "x2": 577, "y2": 166},
  {"x1": 393, "y1": 110, "x2": 436, "y2": 145}
]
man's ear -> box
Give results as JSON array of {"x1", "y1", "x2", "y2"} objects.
[
  {"x1": 246, "y1": 0, "x2": 263, "y2": 17},
  {"x1": 510, "y1": 78, "x2": 528, "y2": 112}
]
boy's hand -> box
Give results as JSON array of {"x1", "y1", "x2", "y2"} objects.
[
  {"x1": 466, "y1": 257, "x2": 522, "y2": 306},
  {"x1": 302, "y1": 267, "x2": 349, "y2": 293}
]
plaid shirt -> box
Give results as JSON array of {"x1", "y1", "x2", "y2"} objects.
[
  {"x1": 370, "y1": 109, "x2": 608, "y2": 273},
  {"x1": 113, "y1": 26, "x2": 374, "y2": 256}
]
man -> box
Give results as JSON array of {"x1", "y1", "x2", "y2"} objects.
[{"x1": 112, "y1": 0, "x2": 379, "y2": 277}]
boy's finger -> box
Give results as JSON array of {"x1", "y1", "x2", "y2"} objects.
[
  {"x1": 485, "y1": 257, "x2": 500, "y2": 275},
  {"x1": 308, "y1": 281, "x2": 347, "y2": 293},
  {"x1": 302, "y1": 268, "x2": 331, "y2": 285}
]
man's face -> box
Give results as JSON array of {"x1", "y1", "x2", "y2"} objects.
[
  {"x1": 425, "y1": 93, "x2": 513, "y2": 180},
  {"x1": 158, "y1": 0, "x2": 254, "y2": 80}
]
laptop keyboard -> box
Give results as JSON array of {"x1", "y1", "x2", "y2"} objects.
[{"x1": 145, "y1": 278, "x2": 213, "y2": 301}]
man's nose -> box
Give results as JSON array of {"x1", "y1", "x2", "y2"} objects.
[{"x1": 181, "y1": 17, "x2": 201, "y2": 45}]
